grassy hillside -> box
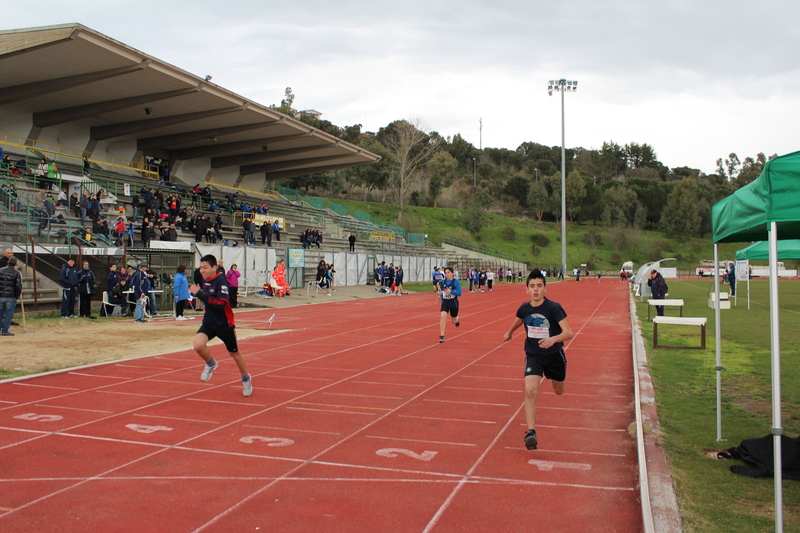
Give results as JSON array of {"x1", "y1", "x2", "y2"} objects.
[{"x1": 331, "y1": 198, "x2": 754, "y2": 271}]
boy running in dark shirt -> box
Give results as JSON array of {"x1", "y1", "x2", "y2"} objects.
[
  {"x1": 503, "y1": 269, "x2": 573, "y2": 450},
  {"x1": 189, "y1": 254, "x2": 252, "y2": 397}
]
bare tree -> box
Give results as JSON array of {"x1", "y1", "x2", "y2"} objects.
[{"x1": 381, "y1": 119, "x2": 440, "y2": 219}]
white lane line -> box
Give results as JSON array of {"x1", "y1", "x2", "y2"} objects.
[
  {"x1": 352, "y1": 381, "x2": 425, "y2": 387},
  {"x1": 423, "y1": 399, "x2": 510, "y2": 407},
  {"x1": 132, "y1": 414, "x2": 220, "y2": 424},
  {"x1": 251, "y1": 387, "x2": 305, "y2": 393},
  {"x1": 147, "y1": 379, "x2": 203, "y2": 385},
  {"x1": 529, "y1": 459, "x2": 592, "y2": 471},
  {"x1": 322, "y1": 392, "x2": 403, "y2": 400},
  {"x1": 264, "y1": 375, "x2": 335, "y2": 382},
  {"x1": 444, "y1": 386, "x2": 518, "y2": 393},
  {"x1": 34, "y1": 404, "x2": 113, "y2": 414},
  {"x1": 365, "y1": 435, "x2": 477, "y2": 448},
  {"x1": 186, "y1": 398, "x2": 268, "y2": 407},
  {"x1": 97, "y1": 391, "x2": 169, "y2": 398},
  {"x1": 115, "y1": 364, "x2": 175, "y2": 370},
  {"x1": 68, "y1": 372, "x2": 130, "y2": 380},
  {"x1": 530, "y1": 423, "x2": 627, "y2": 432},
  {"x1": 539, "y1": 406, "x2": 629, "y2": 413},
  {"x1": 398, "y1": 415, "x2": 496, "y2": 425},
  {"x1": 0, "y1": 400, "x2": 18, "y2": 404},
  {"x1": 242, "y1": 425, "x2": 341, "y2": 435},
  {"x1": 375, "y1": 371, "x2": 445, "y2": 377},
  {"x1": 12, "y1": 383, "x2": 80, "y2": 391},
  {"x1": 460, "y1": 375, "x2": 517, "y2": 381},
  {"x1": 285, "y1": 406, "x2": 376, "y2": 416},
  {"x1": 508, "y1": 447, "x2": 628, "y2": 458}
]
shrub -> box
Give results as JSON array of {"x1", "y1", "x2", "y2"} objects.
[
  {"x1": 531, "y1": 244, "x2": 541, "y2": 256},
  {"x1": 502, "y1": 227, "x2": 517, "y2": 241},
  {"x1": 529, "y1": 233, "x2": 550, "y2": 247}
]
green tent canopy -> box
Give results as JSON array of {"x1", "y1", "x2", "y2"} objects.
[
  {"x1": 735, "y1": 240, "x2": 800, "y2": 260},
  {"x1": 712, "y1": 150, "x2": 800, "y2": 244}
]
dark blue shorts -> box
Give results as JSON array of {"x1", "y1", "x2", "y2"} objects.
[{"x1": 525, "y1": 349, "x2": 567, "y2": 382}]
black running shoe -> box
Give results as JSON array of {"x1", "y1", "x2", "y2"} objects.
[
  {"x1": 439, "y1": 336, "x2": 445, "y2": 343},
  {"x1": 455, "y1": 318, "x2": 460, "y2": 328},
  {"x1": 524, "y1": 429, "x2": 538, "y2": 450}
]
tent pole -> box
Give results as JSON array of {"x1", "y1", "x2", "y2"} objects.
[
  {"x1": 768, "y1": 223, "x2": 783, "y2": 533},
  {"x1": 747, "y1": 260, "x2": 750, "y2": 310},
  {"x1": 713, "y1": 243, "x2": 723, "y2": 441}
]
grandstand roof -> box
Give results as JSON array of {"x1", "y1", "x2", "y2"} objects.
[{"x1": 0, "y1": 24, "x2": 380, "y2": 181}]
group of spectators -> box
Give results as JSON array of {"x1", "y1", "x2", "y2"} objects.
[
  {"x1": 300, "y1": 228, "x2": 324, "y2": 249},
  {"x1": 316, "y1": 260, "x2": 335, "y2": 296},
  {"x1": 374, "y1": 261, "x2": 404, "y2": 295}
]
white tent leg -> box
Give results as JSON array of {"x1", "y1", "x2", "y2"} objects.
[
  {"x1": 768, "y1": 223, "x2": 783, "y2": 533},
  {"x1": 714, "y1": 243, "x2": 723, "y2": 441}
]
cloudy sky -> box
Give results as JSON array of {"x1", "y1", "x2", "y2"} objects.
[{"x1": 4, "y1": 0, "x2": 799, "y2": 174}]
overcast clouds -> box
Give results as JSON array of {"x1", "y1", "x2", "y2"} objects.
[{"x1": 4, "y1": 0, "x2": 799, "y2": 174}]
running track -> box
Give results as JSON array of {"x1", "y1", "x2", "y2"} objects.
[{"x1": 0, "y1": 280, "x2": 641, "y2": 532}]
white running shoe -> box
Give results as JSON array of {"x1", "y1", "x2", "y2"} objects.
[
  {"x1": 242, "y1": 375, "x2": 253, "y2": 397},
  {"x1": 200, "y1": 360, "x2": 218, "y2": 382}
]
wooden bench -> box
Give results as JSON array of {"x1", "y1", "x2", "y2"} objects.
[
  {"x1": 647, "y1": 298, "x2": 684, "y2": 321},
  {"x1": 653, "y1": 316, "x2": 707, "y2": 350}
]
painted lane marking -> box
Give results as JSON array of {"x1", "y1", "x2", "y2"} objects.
[
  {"x1": 376, "y1": 448, "x2": 438, "y2": 461},
  {"x1": 444, "y1": 386, "x2": 518, "y2": 393},
  {"x1": 289, "y1": 401, "x2": 391, "y2": 411},
  {"x1": 125, "y1": 424, "x2": 173, "y2": 434},
  {"x1": 285, "y1": 406, "x2": 376, "y2": 416},
  {"x1": 14, "y1": 413, "x2": 63, "y2": 422},
  {"x1": 529, "y1": 459, "x2": 592, "y2": 472},
  {"x1": 115, "y1": 364, "x2": 175, "y2": 370},
  {"x1": 240, "y1": 436, "x2": 294, "y2": 446},
  {"x1": 69, "y1": 372, "x2": 130, "y2": 380},
  {"x1": 322, "y1": 392, "x2": 403, "y2": 400},
  {"x1": 502, "y1": 447, "x2": 628, "y2": 458},
  {"x1": 0, "y1": 400, "x2": 17, "y2": 405},
  {"x1": 186, "y1": 398, "x2": 269, "y2": 407},
  {"x1": 12, "y1": 383, "x2": 79, "y2": 391},
  {"x1": 133, "y1": 414, "x2": 220, "y2": 424},
  {"x1": 539, "y1": 406, "x2": 628, "y2": 413},
  {"x1": 97, "y1": 391, "x2": 169, "y2": 398},
  {"x1": 242, "y1": 424, "x2": 340, "y2": 435},
  {"x1": 375, "y1": 370, "x2": 445, "y2": 377},
  {"x1": 147, "y1": 379, "x2": 205, "y2": 385},
  {"x1": 34, "y1": 404, "x2": 113, "y2": 414},
  {"x1": 351, "y1": 381, "x2": 426, "y2": 387},
  {"x1": 398, "y1": 415, "x2": 496, "y2": 424},
  {"x1": 366, "y1": 435, "x2": 476, "y2": 448},
  {"x1": 532, "y1": 423, "x2": 627, "y2": 432},
  {"x1": 423, "y1": 399, "x2": 510, "y2": 407},
  {"x1": 460, "y1": 375, "x2": 517, "y2": 381},
  {"x1": 263, "y1": 375, "x2": 335, "y2": 382}
]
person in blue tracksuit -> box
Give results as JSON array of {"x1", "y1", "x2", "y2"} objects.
[{"x1": 438, "y1": 267, "x2": 462, "y2": 344}]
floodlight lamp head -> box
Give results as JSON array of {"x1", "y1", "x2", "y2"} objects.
[{"x1": 205, "y1": 75, "x2": 212, "y2": 81}]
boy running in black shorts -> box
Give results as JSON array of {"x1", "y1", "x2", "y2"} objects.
[
  {"x1": 189, "y1": 254, "x2": 253, "y2": 397},
  {"x1": 503, "y1": 269, "x2": 573, "y2": 450}
]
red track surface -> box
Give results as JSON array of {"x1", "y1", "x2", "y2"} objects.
[{"x1": 0, "y1": 280, "x2": 641, "y2": 532}]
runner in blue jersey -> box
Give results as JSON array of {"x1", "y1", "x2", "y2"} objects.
[
  {"x1": 438, "y1": 266, "x2": 462, "y2": 343},
  {"x1": 189, "y1": 254, "x2": 253, "y2": 397}
]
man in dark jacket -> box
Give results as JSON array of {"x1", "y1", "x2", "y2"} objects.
[
  {"x1": 0, "y1": 256, "x2": 22, "y2": 335},
  {"x1": 195, "y1": 214, "x2": 208, "y2": 243},
  {"x1": 348, "y1": 233, "x2": 356, "y2": 252},
  {"x1": 77, "y1": 261, "x2": 97, "y2": 319},
  {"x1": 647, "y1": 269, "x2": 668, "y2": 317},
  {"x1": 60, "y1": 258, "x2": 79, "y2": 318}
]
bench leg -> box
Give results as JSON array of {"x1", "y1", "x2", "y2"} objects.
[
  {"x1": 700, "y1": 324, "x2": 706, "y2": 350},
  {"x1": 653, "y1": 323, "x2": 659, "y2": 349}
]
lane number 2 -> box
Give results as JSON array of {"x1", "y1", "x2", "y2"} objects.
[
  {"x1": 239, "y1": 436, "x2": 294, "y2": 447},
  {"x1": 376, "y1": 448, "x2": 438, "y2": 461}
]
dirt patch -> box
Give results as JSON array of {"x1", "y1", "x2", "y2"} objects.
[{"x1": 3, "y1": 284, "x2": 387, "y2": 376}]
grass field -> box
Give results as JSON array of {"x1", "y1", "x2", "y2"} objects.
[{"x1": 635, "y1": 279, "x2": 800, "y2": 532}]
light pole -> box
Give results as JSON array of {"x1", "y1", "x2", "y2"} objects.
[
  {"x1": 548, "y1": 78, "x2": 577, "y2": 277},
  {"x1": 472, "y1": 157, "x2": 477, "y2": 188},
  {"x1": 534, "y1": 167, "x2": 539, "y2": 183}
]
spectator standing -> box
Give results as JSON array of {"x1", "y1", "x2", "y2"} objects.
[
  {"x1": 79, "y1": 190, "x2": 89, "y2": 226},
  {"x1": 272, "y1": 220, "x2": 281, "y2": 241},
  {"x1": 82, "y1": 156, "x2": 91, "y2": 176},
  {"x1": 77, "y1": 261, "x2": 97, "y2": 319},
  {"x1": 348, "y1": 233, "x2": 356, "y2": 252},
  {"x1": 226, "y1": 264, "x2": 241, "y2": 308},
  {"x1": 647, "y1": 269, "x2": 668, "y2": 317},
  {"x1": 0, "y1": 257, "x2": 22, "y2": 336},
  {"x1": 131, "y1": 192, "x2": 140, "y2": 223},
  {"x1": 728, "y1": 262, "x2": 737, "y2": 296},
  {"x1": 36, "y1": 158, "x2": 48, "y2": 190},
  {"x1": 173, "y1": 264, "x2": 191, "y2": 320},
  {"x1": 107, "y1": 264, "x2": 119, "y2": 293},
  {"x1": 60, "y1": 258, "x2": 79, "y2": 318}
]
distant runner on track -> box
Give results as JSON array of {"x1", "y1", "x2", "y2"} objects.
[
  {"x1": 438, "y1": 266, "x2": 462, "y2": 344},
  {"x1": 502, "y1": 269, "x2": 573, "y2": 450},
  {"x1": 189, "y1": 254, "x2": 253, "y2": 397}
]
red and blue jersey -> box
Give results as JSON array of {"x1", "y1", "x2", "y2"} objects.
[{"x1": 197, "y1": 272, "x2": 235, "y2": 330}]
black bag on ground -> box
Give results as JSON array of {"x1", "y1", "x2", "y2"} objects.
[{"x1": 717, "y1": 434, "x2": 800, "y2": 480}]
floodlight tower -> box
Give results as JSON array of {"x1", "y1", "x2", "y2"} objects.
[{"x1": 548, "y1": 79, "x2": 578, "y2": 276}]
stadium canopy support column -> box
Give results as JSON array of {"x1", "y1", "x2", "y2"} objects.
[
  {"x1": 713, "y1": 243, "x2": 723, "y2": 441},
  {"x1": 768, "y1": 223, "x2": 783, "y2": 533}
]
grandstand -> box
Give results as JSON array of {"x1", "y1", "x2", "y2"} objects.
[{"x1": 0, "y1": 24, "x2": 526, "y2": 311}]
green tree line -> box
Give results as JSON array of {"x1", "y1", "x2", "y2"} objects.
[{"x1": 272, "y1": 88, "x2": 775, "y2": 240}]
